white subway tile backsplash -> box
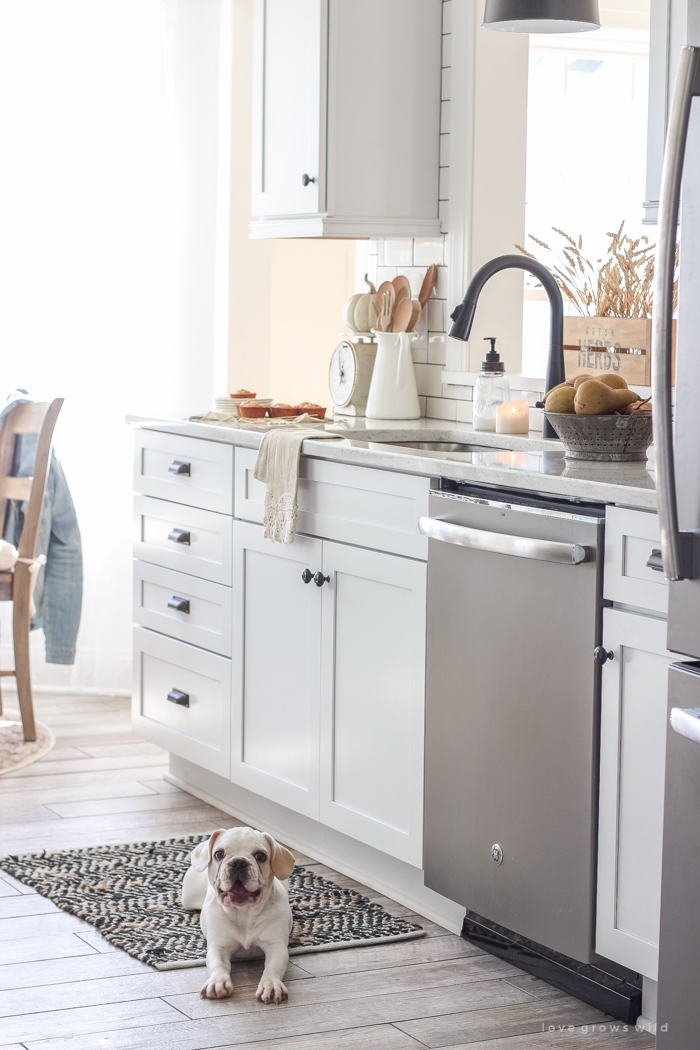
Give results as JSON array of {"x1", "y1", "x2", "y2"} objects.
[
  {"x1": 442, "y1": 32, "x2": 452, "y2": 67},
  {"x1": 412, "y1": 344, "x2": 428, "y2": 364},
  {"x1": 368, "y1": 240, "x2": 378, "y2": 256},
  {"x1": 510, "y1": 389, "x2": 543, "y2": 408},
  {"x1": 456, "y1": 400, "x2": 474, "y2": 423},
  {"x1": 375, "y1": 265, "x2": 398, "y2": 284},
  {"x1": 427, "y1": 396, "x2": 457, "y2": 421},
  {"x1": 418, "y1": 395, "x2": 427, "y2": 416},
  {"x1": 440, "y1": 100, "x2": 451, "y2": 134},
  {"x1": 442, "y1": 0, "x2": 453, "y2": 34},
  {"x1": 445, "y1": 337, "x2": 465, "y2": 372},
  {"x1": 441, "y1": 67, "x2": 451, "y2": 101},
  {"x1": 439, "y1": 199, "x2": 449, "y2": 228},
  {"x1": 428, "y1": 298, "x2": 446, "y2": 332},
  {"x1": 438, "y1": 167, "x2": 450, "y2": 200},
  {"x1": 428, "y1": 334, "x2": 447, "y2": 365},
  {"x1": 439, "y1": 133, "x2": 450, "y2": 167},
  {"x1": 530, "y1": 407, "x2": 544, "y2": 430},
  {"x1": 414, "y1": 362, "x2": 444, "y2": 398},
  {"x1": 445, "y1": 382, "x2": 472, "y2": 401},
  {"x1": 383, "y1": 239, "x2": 413, "y2": 266},
  {"x1": 414, "y1": 238, "x2": 445, "y2": 267}
]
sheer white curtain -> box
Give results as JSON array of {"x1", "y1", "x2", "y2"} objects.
[{"x1": 0, "y1": 0, "x2": 231, "y2": 693}]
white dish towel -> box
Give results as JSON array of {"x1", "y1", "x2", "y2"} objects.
[{"x1": 253, "y1": 429, "x2": 342, "y2": 544}]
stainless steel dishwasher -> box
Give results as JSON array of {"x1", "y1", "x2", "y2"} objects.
[{"x1": 420, "y1": 482, "x2": 604, "y2": 964}]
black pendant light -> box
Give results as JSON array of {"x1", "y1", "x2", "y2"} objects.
[{"x1": 483, "y1": 0, "x2": 600, "y2": 33}]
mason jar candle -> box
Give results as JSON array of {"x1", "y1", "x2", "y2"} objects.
[{"x1": 496, "y1": 400, "x2": 530, "y2": 434}]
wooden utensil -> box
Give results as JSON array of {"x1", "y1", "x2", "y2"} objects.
[
  {"x1": 418, "y1": 264, "x2": 437, "y2": 306},
  {"x1": 378, "y1": 290, "x2": 393, "y2": 333},
  {"x1": 391, "y1": 297, "x2": 414, "y2": 333},
  {"x1": 394, "y1": 284, "x2": 411, "y2": 309},
  {"x1": 392, "y1": 275, "x2": 411, "y2": 299},
  {"x1": 407, "y1": 299, "x2": 421, "y2": 332},
  {"x1": 370, "y1": 297, "x2": 381, "y2": 329}
]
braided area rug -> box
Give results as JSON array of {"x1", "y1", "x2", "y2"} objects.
[{"x1": 0, "y1": 835, "x2": 424, "y2": 969}]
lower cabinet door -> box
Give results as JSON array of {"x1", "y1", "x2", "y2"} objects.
[
  {"x1": 596, "y1": 608, "x2": 675, "y2": 979},
  {"x1": 319, "y1": 541, "x2": 427, "y2": 866},
  {"x1": 132, "y1": 627, "x2": 231, "y2": 776},
  {"x1": 231, "y1": 521, "x2": 323, "y2": 818}
]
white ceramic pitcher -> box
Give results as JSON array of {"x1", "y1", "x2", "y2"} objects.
[{"x1": 365, "y1": 330, "x2": 421, "y2": 419}]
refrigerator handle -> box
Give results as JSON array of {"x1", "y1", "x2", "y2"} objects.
[{"x1": 652, "y1": 46, "x2": 700, "y2": 581}]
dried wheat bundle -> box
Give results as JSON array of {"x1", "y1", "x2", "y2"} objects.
[{"x1": 516, "y1": 223, "x2": 678, "y2": 318}]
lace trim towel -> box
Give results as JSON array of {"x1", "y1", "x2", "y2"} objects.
[{"x1": 253, "y1": 429, "x2": 342, "y2": 544}]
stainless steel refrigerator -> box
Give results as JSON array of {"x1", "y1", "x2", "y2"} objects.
[{"x1": 652, "y1": 11, "x2": 700, "y2": 1043}]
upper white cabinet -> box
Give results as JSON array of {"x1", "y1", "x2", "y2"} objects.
[
  {"x1": 644, "y1": 0, "x2": 689, "y2": 224},
  {"x1": 251, "y1": 0, "x2": 443, "y2": 238}
]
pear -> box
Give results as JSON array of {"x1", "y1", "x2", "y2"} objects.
[
  {"x1": 573, "y1": 374, "x2": 594, "y2": 389},
  {"x1": 574, "y1": 380, "x2": 639, "y2": 415},
  {"x1": 623, "y1": 398, "x2": 652, "y2": 415},
  {"x1": 544, "y1": 381, "x2": 574, "y2": 400},
  {"x1": 545, "y1": 386, "x2": 576, "y2": 414},
  {"x1": 598, "y1": 374, "x2": 628, "y2": 390}
]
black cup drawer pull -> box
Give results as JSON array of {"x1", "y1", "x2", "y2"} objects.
[
  {"x1": 646, "y1": 548, "x2": 664, "y2": 572},
  {"x1": 168, "y1": 460, "x2": 191, "y2": 476},
  {"x1": 167, "y1": 689, "x2": 189, "y2": 707},
  {"x1": 168, "y1": 528, "x2": 191, "y2": 545},
  {"x1": 167, "y1": 596, "x2": 190, "y2": 613}
]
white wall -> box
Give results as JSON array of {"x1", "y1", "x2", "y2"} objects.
[{"x1": 0, "y1": 0, "x2": 230, "y2": 694}]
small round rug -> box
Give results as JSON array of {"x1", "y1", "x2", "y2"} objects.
[{"x1": 0, "y1": 711, "x2": 55, "y2": 775}]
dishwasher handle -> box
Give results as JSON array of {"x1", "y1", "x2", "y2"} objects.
[{"x1": 419, "y1": 516, "x2": 590, "y2": 565}]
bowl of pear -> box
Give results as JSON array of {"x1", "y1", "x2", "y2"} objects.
[{"x1": 544, "y1": 374, "x2": 653, "y2": 461}]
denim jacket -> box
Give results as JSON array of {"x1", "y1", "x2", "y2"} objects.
[{"x1": 2, "y1": 402, "x2": 83, "y2": 664}]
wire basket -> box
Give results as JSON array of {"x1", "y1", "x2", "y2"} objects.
[{"x1": 545, "y1": 412, "x2": 653, "y2": 461}]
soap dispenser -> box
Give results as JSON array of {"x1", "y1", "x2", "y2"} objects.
[{"x1": 473, "y1": 337, "x2": 510, "y2": 431}]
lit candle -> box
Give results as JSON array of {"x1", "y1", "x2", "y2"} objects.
[{"x1": 496, "y1": 400, "x2": 530, "y2": 435}]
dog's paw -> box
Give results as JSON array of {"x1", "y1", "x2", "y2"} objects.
[
  {"x1": 200, "y1": 974, "x2": 233, "y2": 999},
  {"x1": 256, "y1": 976, "x2": 288, "y2": 1004}
]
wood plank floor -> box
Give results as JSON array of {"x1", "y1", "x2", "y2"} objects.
[{"x1": 0, "y1": 695, "x2": 655, "y2": 1050}]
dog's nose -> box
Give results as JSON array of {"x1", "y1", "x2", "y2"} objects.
[{"x1": 228, "y1": 857, "x2": 249, "y2": 873}]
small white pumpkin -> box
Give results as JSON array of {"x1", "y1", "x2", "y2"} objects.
[{"x1": 342, "y1": 275, "x2": 376, "y2": 333}]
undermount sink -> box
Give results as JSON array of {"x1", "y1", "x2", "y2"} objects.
[{"x1": 384, "y1": 440, "x2": 502, "y2": 453}]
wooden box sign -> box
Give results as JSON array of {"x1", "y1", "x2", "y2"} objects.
[{"x1": 562, "y1": 317, "x2": 676, "y2": 386}]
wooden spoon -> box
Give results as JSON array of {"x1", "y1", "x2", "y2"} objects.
[
  {"x1": 376, "y1": 281, "x2": 395, "y2": 318},
  {"x1": 407, "y1": 299, "x2": 421, "y2": 332},
  {"x1": 392, "y1": 275, "x2": 411, "y2": 299},
  {"x1": 394, "y1": 284, "x2": 411, "y2": 308},
  {"x1": 391, "y1": 297, "x2": 414, "y2": 333},
  {"x1": 418, "y1": 264, "x2": 437, "y2": 306}
]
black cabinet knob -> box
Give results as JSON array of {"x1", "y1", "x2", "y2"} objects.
[
  {"x1": 167, "y1": 596, "x2": 190, "y2": 613},
  {"x1": 594, "y1": 646, "x2": 614, "y2": 665},
  {"x1": 646, "y1": 548, "x2": 664, "y2": 572},
  {"x1": 168, "y1": 528, "x2": 191, "y2": 545},
  {"x1": 301, "y1": 173, "x2": 316, "y2": 186},
  {"x1": 314, "y1": 571, "x2": 330, "y2": 587},
  {"x1": 168, "y1": 460, "x2": 191, "y2": 476},
  {"x1": 167, "y1": 689, "x2": 189, "y2": 707},
  {"x1": 301, "y1": 568, "x2": 314, "y2": 584}
]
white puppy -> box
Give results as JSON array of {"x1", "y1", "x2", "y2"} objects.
[{"x1": 182, "y1": 826, "x2": 295, "y2": 1004}]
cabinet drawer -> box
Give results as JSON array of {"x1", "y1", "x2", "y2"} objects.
[
  {"x1": 132, "y1": 627, "x2": 230, "y2": 776},
  {"x1": 234, "y1": 447, "x2": 430, "y2": 559},
  {"x1": 134, "y1": 496, "x2": 232, "y2": 584},
  {"x1": 604, "y1": 506, "x2": 668, "y2": 614},
  {"x1": 133, "y1": 562, "x2": 232, "y2": 656},
  {"x1": 134, "y1": 430, "x2": 233, "y2": 513}
]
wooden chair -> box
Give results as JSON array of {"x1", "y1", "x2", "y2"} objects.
[{"x1": 0, "y1": 399, "x2": 64, "y2": 741}]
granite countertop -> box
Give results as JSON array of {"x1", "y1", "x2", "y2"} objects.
[{"x1": 128, "y1": 414, "x2": 658, "y2": 510}]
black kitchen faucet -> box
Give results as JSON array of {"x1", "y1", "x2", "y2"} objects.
[{"x1": 448, "y1": 255, "x2": 565, "y2": 439}]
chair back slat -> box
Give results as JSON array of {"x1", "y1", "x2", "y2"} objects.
[
  {"x1": 0, "y1": 477, "x2": 32, "y2": 501},
  {"x1": 0, "y1": 399, "x2": 64, "y2": 559}
]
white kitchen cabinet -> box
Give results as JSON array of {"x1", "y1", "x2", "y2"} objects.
[
  {"x1": 231, "y1": 521, "x2": 323, "y2": 819},
  {"x1": 251, "y1": 0, "x2": 442, "y2": 238},
  {"x1": 231, "y1": 519, "x2": 427, "y2": 864},
  {"x1": 596, "y1": 607, "x2": 675, "y2": 979},
  {"x1": 320, "y1": 541, "x2": 426, "y2": 866}
]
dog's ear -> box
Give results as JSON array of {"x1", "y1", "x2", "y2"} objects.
[
  {"x1": 264, "y1": 833, "x2": 295, "y2": 880},
  {"x1": 191, "y1": 830, "x2": 223, "y2": 872}
]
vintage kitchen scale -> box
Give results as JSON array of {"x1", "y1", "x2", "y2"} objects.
[{"x1": 328, "y1": 332, "x2": 377, "y2": 416}]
